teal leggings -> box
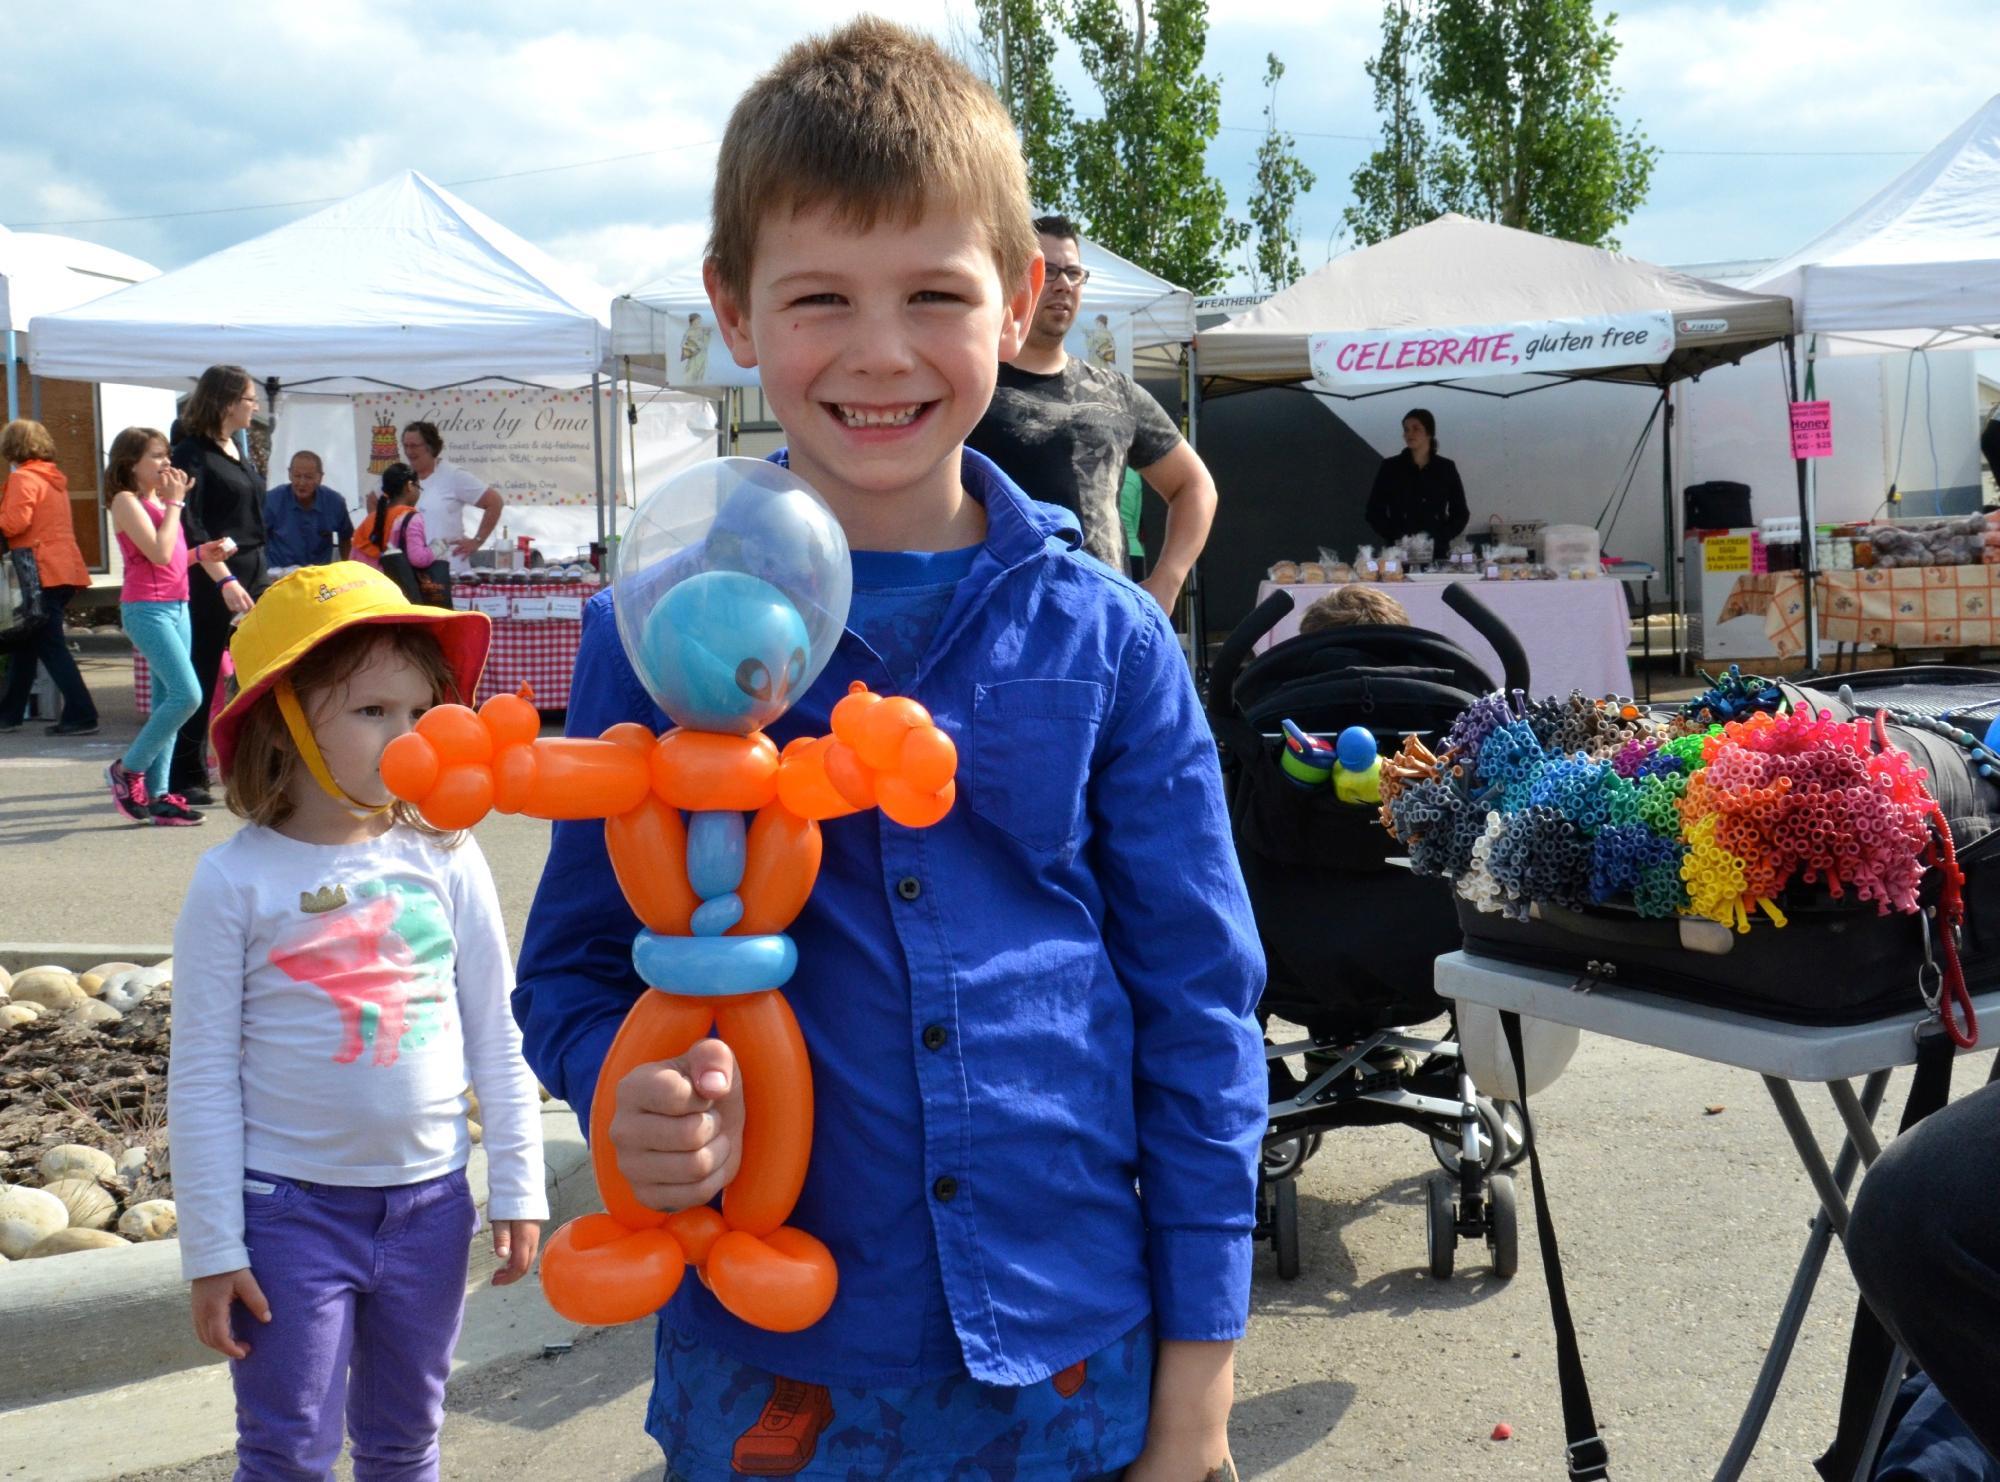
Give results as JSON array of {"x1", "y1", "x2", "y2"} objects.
[{"x1": 122, "y1": 600, "x2": 198, "y2": 799}]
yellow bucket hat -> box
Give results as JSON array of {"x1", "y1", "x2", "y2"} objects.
[{"x1": 210, "y1": 563, "x2": 491, "y2": 806}]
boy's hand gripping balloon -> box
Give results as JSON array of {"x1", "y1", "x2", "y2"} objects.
[{"x1": 380, "y1": 459, "x2": 955, "y2": 1333}]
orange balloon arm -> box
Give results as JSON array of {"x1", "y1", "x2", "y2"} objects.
[
  {"x1": 586, "y1": 992, "x2": 717, "y2": 1230},
  {"x1": 381, "y1": 694, "x2": 652, "y2": 827},
  {"x1": 607, "y1": 796, "x2": 700, "y2": 935},
  {"x1": 716, "y1": 992, "x2": 813, "y2": 1237},
  {"x1": 734, "y1": 803, "x2": 822, "y2": 935},
  {"x1": 776, "y1": 683, "x2": 958, "y2": 829}
]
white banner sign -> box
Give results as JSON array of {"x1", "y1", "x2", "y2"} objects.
[
  {"x1": 354, "y1": 386, "x2": 611, "y2": 507},
  {"x1": 1309, "y1": 311, "x2": 1674, "y2": 388},
  {"x1": 664, "y1": 312, "x2": 760, "y2": 389}
]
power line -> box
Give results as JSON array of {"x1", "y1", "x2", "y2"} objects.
[
  {"x1": 4, "y1": 141, "x2": 720, "y2": 230},
  {"x1": 1216, "y1": 122, "x2": 1926, "y2": 158}
]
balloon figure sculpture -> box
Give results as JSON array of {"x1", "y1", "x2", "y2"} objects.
[{"x1": 380, "y1": 459, "x2": 956, "y2": 1333}]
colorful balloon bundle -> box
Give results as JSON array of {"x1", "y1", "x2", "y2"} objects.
[{"x1": 1379, "y1": 689, "x2": 1946, "y2": 932}]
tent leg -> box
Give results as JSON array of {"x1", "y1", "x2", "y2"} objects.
[
  {"x1": 4, "y1": 329, "x2": 17, "y2": 424},
  {"x1": 591, "y1": 372, "x2": 606, "y2": 551},
  {"x1": 1789, "y1": 337, "x2": 1820, "y2": 672},
  {"x1": 1186, "y1": 343, "x2": 1209, "y2": 690},
  {"x1": 1660, "y1": 386, "x2": 1682, "y2": 675}
]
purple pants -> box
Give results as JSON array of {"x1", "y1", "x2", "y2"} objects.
[{"x1": 231, "y1": 1168, "x2": 477, "y2": 1481}]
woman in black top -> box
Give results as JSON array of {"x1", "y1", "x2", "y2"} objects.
[
  {"x1": 1364, "y1": 407, "x2": 1469, "y2": 547},
  {"x1": 168, "y1": 365, "x2": 264, "y2": 803}
]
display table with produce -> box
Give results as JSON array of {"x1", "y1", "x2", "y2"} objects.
[{"x1": 1255, "y1": 572, "x2": 1635, "y2": 698}]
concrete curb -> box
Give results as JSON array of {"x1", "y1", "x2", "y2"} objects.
[
  {"x1": 0, "y1": 1103, "x2": 598, "y2": 1410},
  {"x1": 0, "y1": 943, "x2": 176, "y2": 976}
]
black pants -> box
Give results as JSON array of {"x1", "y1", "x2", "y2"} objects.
[
  {"x1": 1845, "y1": 1075, "x2": 2000, "y2": 1458},
  {"x1": 171, "y1": 549, "x2": 266, "y2": 792},
  {"x1": 0, "y1": 585, "x2": 96, "y2": 727}
]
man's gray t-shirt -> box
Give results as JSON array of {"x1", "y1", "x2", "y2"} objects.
[{"x1": 967, "y1": 358, "x2": 1183, "y2": 567}]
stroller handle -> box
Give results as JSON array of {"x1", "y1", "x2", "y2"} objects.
[
  {"x1": 1441, "y1": 582, "x2": 1532, "y2": 694},
  {"x1": 1209, "y1": 589, "x2": 1295, "y2": 705}
]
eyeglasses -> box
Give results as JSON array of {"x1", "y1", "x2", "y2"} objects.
[{"x1": 1048, "y1": 266, "x2": 1091, "y2": 286}]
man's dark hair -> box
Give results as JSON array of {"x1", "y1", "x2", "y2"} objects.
[{"x1": 1032, "y1": 213, "x2": 1079, "y2": 244}]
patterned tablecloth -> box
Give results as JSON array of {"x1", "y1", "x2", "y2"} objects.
[
  {"x1": 134, "y1": 580, "x2": 602, "y2": 716},
  {"x1": 1254, "y1": 575, "x2": 1635, "y2": 698},
  {"x1": 1723, "y1": 566, "x2": 2000, "y2": 658}
]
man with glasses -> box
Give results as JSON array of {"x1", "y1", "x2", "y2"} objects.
[{"x1": 968, "y1": 214, "x2": 1220, "y2": 612}]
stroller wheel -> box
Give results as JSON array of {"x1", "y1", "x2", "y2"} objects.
[
  {"x1": 1262, "y1": 1132, "x2": 1320, "y2": 1181},
  {"x1": 1425, "y1": 1175, "x2": 1456, "y2": 1280},
  {"x1": 1273, "y1": 1178, "x2": 1301, "y2": 1280},
  {"x1": 1430, "y1": 1099, "x2": 1527, "y2": 1176},
  {"x1": 1486, "y1": 1173, "x2": 1519, "y2": 1279}
]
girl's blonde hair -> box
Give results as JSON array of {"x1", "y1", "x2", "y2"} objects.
[{"x1": 223, "y1": 624, "x2": 463, "y2": 835}]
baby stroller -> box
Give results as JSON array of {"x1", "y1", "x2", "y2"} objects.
[{"x1": 1207, "y1": 582, "x2": 1535, "y2": 1281}]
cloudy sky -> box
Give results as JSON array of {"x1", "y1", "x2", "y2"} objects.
[{"x1": 3, "y1": 0, "x2": 1993, "y2": 294}]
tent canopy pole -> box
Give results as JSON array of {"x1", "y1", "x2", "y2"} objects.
[
  {"x1": 591, "y1": 372, "x2": 606, "y2": 550},
  {"x1": 1788, "y1": 336, "x2": 1821, "y2": 671},
  {"x1": 5, "y1": 329, "x2": 19, "y2": 423}
]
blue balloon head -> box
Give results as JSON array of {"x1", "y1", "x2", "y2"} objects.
[
  {"x1": 1336, "y1": 725, "x2": 1379, "y2": 772},
  {"x1": 613, "y1": 458, "x2": 851, "y2": 733}
]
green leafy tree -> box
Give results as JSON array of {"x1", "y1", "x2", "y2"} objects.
[
  {"x1": 1347, "y1": 0, "x2": 1659, "y2": 248},
  {"x1": 1344, "y1": 1, "x2": 1440, "y2": 248},
  {"x1": 1245, "y1": 53, "x2": 1318, "y2": 292},
  {"x1": 967, "y1": 0, "x2": 1075, "y2": 212},
  {"x1": 1064, "y1": 0, "x2": 1246, "y2": 294}
]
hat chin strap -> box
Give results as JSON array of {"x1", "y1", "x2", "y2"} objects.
[{"x1": 275, "y1": 678, "x2": 392, "y2": 816}]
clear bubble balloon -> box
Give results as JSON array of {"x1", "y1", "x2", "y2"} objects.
[{"x1": 613, "y1": 458, "x2": 852, "y2": 732}]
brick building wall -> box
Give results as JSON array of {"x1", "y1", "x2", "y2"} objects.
[{"x1": 7, "y1": 363, "x2": 104, "y2": 567}]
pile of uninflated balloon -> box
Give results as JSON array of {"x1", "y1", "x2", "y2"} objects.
[{"x1": 1377, "y1": 671, "x2": 1947, "y2": 932}]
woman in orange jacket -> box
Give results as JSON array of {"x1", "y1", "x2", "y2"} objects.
[{"x1": 0, "y1": 419, "x2": 97, "y2": 734}]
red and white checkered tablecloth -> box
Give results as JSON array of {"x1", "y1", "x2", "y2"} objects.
[
  {"x1": 135, "y1": 581, "x2": 599, "y2": 715},
  {"x1": 458, "y1": 581, "x2": 601, "y2": 709},
  {"x1": 133, "y1": 652, "x2": 233, "y2": 720}
]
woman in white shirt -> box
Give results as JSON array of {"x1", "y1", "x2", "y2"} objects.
[{"x1": 399, "y1": 420, "x2": 503, "y2": 577}]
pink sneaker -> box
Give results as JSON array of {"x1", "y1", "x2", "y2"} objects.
[
  {"x1": 106, "y1": 762, "x2": 149, "y2": 821},
  {"x1": 147, "y1": 794, "x2": 204, "y2": 827}
]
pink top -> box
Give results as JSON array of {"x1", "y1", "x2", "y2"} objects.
[
  {"x1": 352, "y1": 508, "x2": 434, "y2": 571},
  {"x1": 117, "y1": 495, "x2": 191, "y2": 603}
]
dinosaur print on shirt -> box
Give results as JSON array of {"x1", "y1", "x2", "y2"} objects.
[{"x1": 266, "y1": 878, "x2": 454, "y2": 1065}]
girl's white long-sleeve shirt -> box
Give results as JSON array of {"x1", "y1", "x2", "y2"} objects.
[{"x1": 168, "y1": 824, "x2": 548, "y2": 1280}]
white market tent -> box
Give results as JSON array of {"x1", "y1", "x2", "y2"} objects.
[
  {"x1": 1748, "y1": 93, "x2": 2000, "y2": 355},
  {"x1": 29, "y1": 171, "x2": 614, "y2": 393},
  {"x1": 1198, "y1": 213, "x2": 1794, "y2": 390},
  {"x1": 611, "y1": 232, "x2": 1197, "y2": 387},
  {"x1": 1, "y1": 225, "x2": 158, "y2": 421}
]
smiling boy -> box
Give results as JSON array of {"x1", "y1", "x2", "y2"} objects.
[{"x1": 514, "y1": 20, "x2": 1264, "y2": 1482}]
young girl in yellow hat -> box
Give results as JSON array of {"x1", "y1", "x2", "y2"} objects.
[{"x1": 165, "y1": 562, "x2": 547, "y2": 1479}]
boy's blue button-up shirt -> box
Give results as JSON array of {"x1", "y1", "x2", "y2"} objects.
[{"x1": 514, "y1": 450, "x2": 1265, "y2": 1388}]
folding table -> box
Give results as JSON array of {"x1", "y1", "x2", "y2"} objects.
[{"x1": 1436, "y1": 949, "x2": 1997, "y2": 1481}]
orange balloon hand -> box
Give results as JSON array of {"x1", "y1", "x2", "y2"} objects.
[
  {"x1": 380, "y1": 693, "x2": 539, "y2": 831},
  {"x1": 827, "y1": 683, "x2": 957, "y2": 829}
]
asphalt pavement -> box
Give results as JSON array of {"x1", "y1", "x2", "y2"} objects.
[{"x1": 5, "y1": 642, "x2": 1984, "y2": 1479}]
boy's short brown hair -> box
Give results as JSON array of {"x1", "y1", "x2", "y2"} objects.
[
  {"x1": 708, "y1": 17, "x2": 1038, "y2": 302},
  {"x1": 1299, "y1": 585, "x2": 1413, "y2": 635}
]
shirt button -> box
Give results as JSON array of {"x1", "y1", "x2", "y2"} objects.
[
  {"x1": 896, "y1": 876, "x2": 922, "y2": 901},
  {"x1": 932, "y1": 1175, "x2": 958, "y2": 1202},
  {"x1": 922, "y1": 1024, "x2": 947, "y2": 1051}
]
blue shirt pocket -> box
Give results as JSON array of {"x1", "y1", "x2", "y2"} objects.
[{"x1": 970, "y1": 678, "x2": 1106, "y2": 855}]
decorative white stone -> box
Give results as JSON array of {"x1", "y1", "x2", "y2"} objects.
[
  {"x1": 115, "y1": 1147, "x2": 149, "y2": 1181},
  {"x1": 44, "y1": 1177, "x2": 117, "y2": 1231},
  {"x1": 24, "y1": 1228, "x2": 129, "y2": 1257},
  {"x1": 0, "y1": 964, "x2": 13, "y2": 995},
  {"x1": 68, "y1": 1000, "x2": 124, "y2": 1027},
  {"x1": 78, "y1": 962, "x2": 139, "y2": 998},
  {"x1": 0, "y1": 1185, "x2": 69, "y2": 1258},
  {"x1": 117, "y1": 1199, "x2": 177, "y2": 1241},
  {"x1": 102, "y1": 965, "x2": 168, "y2": 1015},
  {"x1": 38, "y1": 1145, "x2": 117, "y2": 1183},
  {"x1": 8, "y1": 968, "x2": 83, "y2": 1011},
  {"x1": 0, "y1": 1004, "x2": 39, "y2": 1030}
]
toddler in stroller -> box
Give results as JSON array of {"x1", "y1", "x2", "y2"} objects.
[{"x1": 1207, "y1": 581, "x2": 1535, "y2": 1281}]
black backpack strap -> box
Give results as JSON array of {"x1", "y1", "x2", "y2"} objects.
[
  {"x1": 1503, "y1": 1009, "x2": 1611, "y2": 1480},
  {"x1": 1813, "y1": 1029, "x2": 1956, "y2": 1482}
]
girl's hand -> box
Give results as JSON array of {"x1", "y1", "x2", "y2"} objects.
[
  {"x1": 195, "y1": 539, "x2": 230, "y2": 563},
  {"x1": 222, "y1": 580, "x2": 255, "y2": 615},
  {"x1": 190, "y1": 1269, "x2": 271, "y2": 1360},
  {"x1": 160, "y1": 466, "x2": 192, "y2": 502},
  {"x1": 490, "y1": 1219, "x2": 541, "y2": 1286}
]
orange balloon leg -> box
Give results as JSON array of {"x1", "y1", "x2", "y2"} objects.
[
  {"x1": 540, "y1": 1213, "x2": 686, "y2": 1328},
  {"x1": 588, "y1": 991, "x2": 717, "y2": 1229},
  {"x1": 717, "y1": 991, "x2": 814, "y2": 1238},
  {"x1": 706, "y1": 1225, "x2": 838, "y2": 1333}
]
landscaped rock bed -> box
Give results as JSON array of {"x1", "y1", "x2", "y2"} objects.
[{"x1": 0, "y1": 963, "x2": 175, "y2": 1260}]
